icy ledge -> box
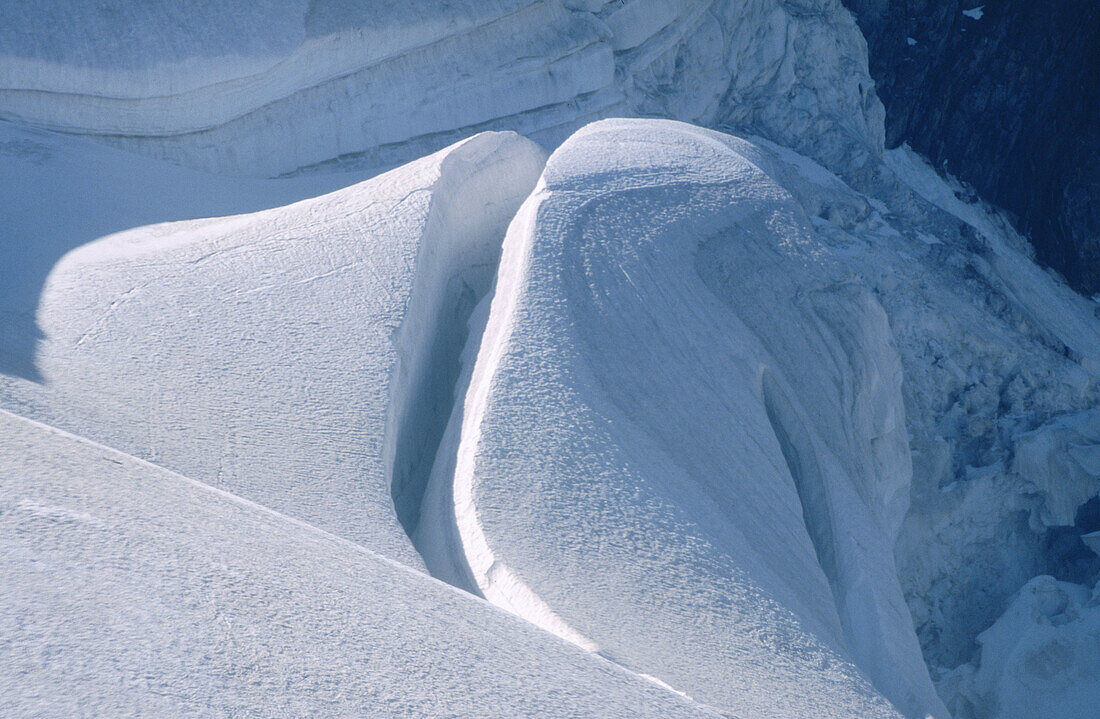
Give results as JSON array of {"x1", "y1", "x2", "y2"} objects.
[{"x1": 0, "y1": 0, "x2": 881, "y2": 180}]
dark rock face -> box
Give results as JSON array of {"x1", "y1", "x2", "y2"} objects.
[{"x1": 843, "y1": 0, "x2": 1100, "y2": 295}]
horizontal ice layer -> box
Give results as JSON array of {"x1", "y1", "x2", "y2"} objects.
[
  {"x1": 418, "y1": 119, "x2": 941, "y2": 718},
  {"x1": 0, "y1": 409, "x2": 715, "y2": 718},
  {"x1": 0, "y1": 0, "x2": 881, "y2": 178},
  {"x1": 0, "y1": 130, "x2": 546, "y2": 565}
]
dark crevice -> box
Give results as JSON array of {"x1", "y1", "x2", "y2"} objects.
[
  {"x1": 761, "y1": 369, "x2": 842, "y2": 600},
  {"x1": 1039, "y1": 495, "x2": 1100, "y2": 586},
  {"x1": 390, "y1": 274, "x2": 482, "y2": 540}
]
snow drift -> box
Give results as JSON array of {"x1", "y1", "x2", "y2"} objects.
[
  {"x1": 0, "y1": 129, "x2": 546, "y2": 564},
  {"x1": 418, "y1": 118, "x2": 940, "y2": 718}
]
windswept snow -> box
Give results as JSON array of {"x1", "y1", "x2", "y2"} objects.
[
  {"x1": 418, "y1": 118, "x2": 936, "y2": 719},
  {"x1": 3, "y1": 4, "x2": 1099, "y2": 716},
  {"x1": 0, "y1": 409, "x2": 717, "y2": 718},
  {"x1": 0, "y1": 129, "x2": 546, "y2": 563}
]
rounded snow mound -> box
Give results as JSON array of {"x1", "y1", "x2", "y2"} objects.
[
  {"x1": 0, "y1": 130, "x2": 545, "y2": 566},
  {"x1": 418, "y1": 118, "x2": 945, "y2": 719}
]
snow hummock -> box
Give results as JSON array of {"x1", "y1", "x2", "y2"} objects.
[
  {"x1": 418, "y1": 118, "x2": 940, "y2": 719},
  {"x1": 0, "y1": 408, "x2": 717, "y2": 718},
  {"x1": 0, "y1": 127, "x2": 546, "y2": 564}
]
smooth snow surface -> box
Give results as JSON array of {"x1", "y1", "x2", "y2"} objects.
[
  {"x1": 0, "y1": 128, "x2": 546, "y2": 563},
  {"x1": 0, "y1": 409, "x2": 716, "y2": 718},
  {"x1": 0, "y1": 120, "x2": 364, "y2": 381},
  {"x1": 419, "y1": 119, "x2": 934, "y2": 719},
  {"x1": 0, "y1": 0, "x2": 882, "y2": 179}
]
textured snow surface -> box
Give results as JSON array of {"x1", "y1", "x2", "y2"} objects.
[
  {"x1": 0, "y1": 0, "x2": 882, "y2": 179},
  {"x1": 0, "y1": 409, "x2": 717, "y2": 718},
  {"x1": 0, "y1": 127, "x2": 546, "y2": 563},
  {"x1": 418, "y1": 118, "x2": 934, "y2": 718},
  {"x1": 3, "y1": 4, "x2": 1100, "y2": 715}
]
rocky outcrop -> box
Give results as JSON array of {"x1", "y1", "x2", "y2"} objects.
[{"x1": 842, "y1": 0, "x2": 1100, "y2": 295}]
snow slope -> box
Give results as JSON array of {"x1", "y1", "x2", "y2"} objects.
[
  {"x1": 0, "y1": 120, "x2": 364, "y2": 381},
  {"x1": 0, "y1": 0, "x2": 880, "y2": 179},
  {"x1": 0, "y1": 128, "x2": 546, "y2": 564},
  {"x1": 418, "y1": 118, "x2": 938, "y2": 718},
  {"x1": 0, "y1": 408, "x2": 716, "y2": 718}
]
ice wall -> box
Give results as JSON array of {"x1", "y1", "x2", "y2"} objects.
[{"x1": 0, "y1": 0, "x2": 881, "y2": 179}]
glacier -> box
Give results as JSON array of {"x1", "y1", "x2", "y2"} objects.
[
  {"x1": 2, "y1": 2, "x2": 1099, "y2": 718},
  {"x1": 0, "y1": 0, "x2": 881, "y2": 180}
]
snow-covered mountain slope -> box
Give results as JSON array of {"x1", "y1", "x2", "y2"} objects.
[
  {"x1": 0, "y1": 408, "x2": 717, "y2": 718},
  {"x1": 0, "y1": 0, "x2": 881, "y2": 179},
  {"x1": 417, "y1": 118, "x2": 938, "y2": 719},
  {"x1": 0, "y1": 128, "x2": 546, "y2": 564},
  {"x1": 3, "y1": 4, "x2": 1099, "y2": 716}
]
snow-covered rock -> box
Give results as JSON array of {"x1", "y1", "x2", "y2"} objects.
[
  {"x1": 0, "y1": 1, "x2": 881, "y2": 179},
  {"x1": 0, "y1": 408, "x2": 715, "y2": 718},
  {"x1": 0, "y1": 128, "x2": 546, "y2": 564},
  {"x1": 417, "y1": 118, "x2": 938, "y2": 718}
]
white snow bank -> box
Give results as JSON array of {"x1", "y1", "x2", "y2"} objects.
[
  {"x1": 0, "y1": 121, "x2": 364, "y2": 380},
  {"x1": 0, "y1": 408, "x2": 716, "y2": 718},
  {"x1": 419, "y1": 118, "x2": 941, "y2": 718},
  {"x1": 0, "y1": 129, "x2": 546, "y2": 565},
  {"x1": 0, "y1": 0, "x2": 882, "y2": 179}
]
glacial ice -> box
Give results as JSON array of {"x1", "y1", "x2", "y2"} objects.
[{"x1": 0, "y1": 0, "x2": 881, "y2": 180}]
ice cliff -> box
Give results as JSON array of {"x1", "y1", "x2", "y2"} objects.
[{"x1": 0, "y1": 0, "x2": 881, "y2": 179}]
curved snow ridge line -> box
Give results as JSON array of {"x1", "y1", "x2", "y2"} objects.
[
  {"x1": 3, "y1": 403, "x2": 727, "y2": 719},
  {"x1": 0, "y1": 406, "x2": 434, "y2": 585},
  {"x1": 445, "y1": 200, "x2": 720, "y2": 719},
  {"x1": 383, "y1": 130, "x2": 547, "y2": 540},
  {"x1": 449, "y1": 187, "x2": 599, "y2": 653}
]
